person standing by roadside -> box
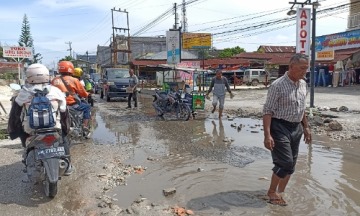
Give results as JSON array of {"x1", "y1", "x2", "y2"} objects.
[
  {"x1": 205, "y1": 70, "x2": 233, "y2": 119},
  {"x1": 127, "y1": 69, "x2": 138, "y2": 109},
  {"x1": 262, "y1": 53, "x2": 312, "y2": 206}
]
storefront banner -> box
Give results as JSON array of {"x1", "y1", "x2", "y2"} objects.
[
  {"x1": 296, "y1": 8, "x2": 311, "y2": 55},
  {"x1": 316, "y1": 50, "x2": 334, "y2": 61},
  {"x1": 3, "y1": 46, "x2": 33, "y2": 59},
  {"x1": 315, "y1": 29, "x2": 360, "y2": 52},
  {"x1": 177, "y1": 61, "x2": 200, "y2": 68}
]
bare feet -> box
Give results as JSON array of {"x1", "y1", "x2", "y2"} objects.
[
  {"x1": 211, "y1": 106, "x2": 216, "y2": 113},
  {"x1": 267, "y1": 191, "x2": 287, "y2": 206}
]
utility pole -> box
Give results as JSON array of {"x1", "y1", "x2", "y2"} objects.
[
  {"x1": 86, "y1": 50, "x2": 89, "y2": 73},
  {"x1": 65, "y1": 41, "x2": 72, "y2": 58},
  {"x1": 182, "y1": 0, "x2": 188, "y2": 32},
  {"x1": 173, "y1": 3, "x2": 179, "y2": 29},
  {"x1": 111, "y1": 8, "x2": 131, "y2": 67}
]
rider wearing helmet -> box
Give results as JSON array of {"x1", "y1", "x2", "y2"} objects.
[
  {"x1": 83, "y1": 74, "x2": 94, "y2": 92},
  {"x1": 73, "y1": 67, "x2": 85, "y2": 87},
  {"x1": 8, "y1": 63, "x2": 74, "y2": 175},
  {"x1": 51, "y1": 61, "x2": 91, "y2": 130}
]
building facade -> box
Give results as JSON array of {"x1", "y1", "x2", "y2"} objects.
[{"x1": 348, "y1": 0, "x2": 360, "y2": 30}]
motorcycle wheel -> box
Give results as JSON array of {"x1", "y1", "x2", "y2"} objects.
[
  {"x1": 178, "y1": 103, "x2": 191, "y2": 121},
  {"x1": 44, "y1": 176, "x2": 58, "y2": 198}
]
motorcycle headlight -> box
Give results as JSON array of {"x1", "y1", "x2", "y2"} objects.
[{"x1": 181, "y1": 93, "x2": 185, "y2": 99}]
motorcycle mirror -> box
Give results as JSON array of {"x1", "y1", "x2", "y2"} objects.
[{"x1": 9, "y1": 83, "x2": 21, "y2": 91}]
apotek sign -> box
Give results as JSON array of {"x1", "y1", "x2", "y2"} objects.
[
  {"x1": 3, "y1": 46, "x2": 33, "y2": 59},
  {"x1": 296, "y1": 8, "x2": 311, "y2": 55}
]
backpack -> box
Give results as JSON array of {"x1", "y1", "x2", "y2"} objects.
[
  {"x1": 84, "y1": 80, "x2": 93, "y2": 91},
  {"x1": 27, "y1": 88, "x2": 56, "y2": 129}
]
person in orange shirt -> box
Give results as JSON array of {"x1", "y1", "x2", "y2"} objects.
[{"x1": 52, "y1": 61, "x2": 91, "y2": 129}]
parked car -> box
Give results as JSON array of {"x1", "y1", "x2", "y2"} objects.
[
  {"x1": 243, "y1": 69, "x2": 277, "y2": 86},
  {"x1": 99, "y1": 68, "x2": 131, "y2": 102}
]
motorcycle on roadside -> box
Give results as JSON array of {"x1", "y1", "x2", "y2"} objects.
[{"x1": 152, "y1": 90, "x2": 191, "y2": 121}]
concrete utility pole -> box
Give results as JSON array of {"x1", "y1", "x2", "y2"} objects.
[
  {"x1": 111, "y1": 8, "x2": 131, "y2": 67},
  {"x1": 182, "y1": 0, "x2": 188, "y2": 32},
  {"x1": 86, "y1": 50, "x2": 90, "y2": 72},
  {"x1": 173, "y1": 3, "x2": 179, "y2": 29},
  {"x1": 65, "y1": 41, "x2": 72, "y2": 58}
]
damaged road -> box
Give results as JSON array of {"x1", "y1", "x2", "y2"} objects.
[{"x1": 0, "y1": 86, "x2": 360, "y2": 216}]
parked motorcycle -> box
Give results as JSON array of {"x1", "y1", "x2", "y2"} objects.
[
  {"x1": 24, "y1": 128, "x2": 69, "y2": 198},
  {"x1": 152, "y1": 90, "x2": 191, "y2": 121}
]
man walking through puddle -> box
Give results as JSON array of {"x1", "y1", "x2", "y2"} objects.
[{"x1": 262, "y1": 53, "x2": 312, "y2": 206}]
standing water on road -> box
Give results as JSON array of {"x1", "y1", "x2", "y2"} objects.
[{"x1": 91, "y1": 104, "x2": 360, "y2": 215}]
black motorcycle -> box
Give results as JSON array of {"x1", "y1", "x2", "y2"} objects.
[{"x1": 152, "y1": 90, "x2": 191, "y2": 121}]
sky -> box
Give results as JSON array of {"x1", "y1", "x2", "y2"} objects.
[{"x1": 0, "y1": 0, "x2": 349, "y2": 68}]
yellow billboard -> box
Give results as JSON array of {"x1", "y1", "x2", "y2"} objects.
[
  {"x1": 182, "y1": 33, "x2": 212, "y2": 49},
  {"x1": 316, "y1": 50, "x2": 334, "y2": 61}
]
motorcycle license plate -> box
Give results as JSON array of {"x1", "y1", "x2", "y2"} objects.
[{"x1": 36, "y1": 147, "x2": 65, "y2": 160}]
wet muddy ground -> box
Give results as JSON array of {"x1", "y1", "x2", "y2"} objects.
[{"x1": 0, "y1": 87, "x2": 359, "y2": 216}]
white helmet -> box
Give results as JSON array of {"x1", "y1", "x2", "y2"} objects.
[{"x1": 26, "y1": 63, "x2": 50, "y2": 84}]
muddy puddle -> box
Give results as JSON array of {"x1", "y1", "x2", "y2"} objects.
[{"x1": 91, "y1": 106, "x2": 360, "y2": 215}]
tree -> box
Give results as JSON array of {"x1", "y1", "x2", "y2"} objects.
[
  {"x1": 59, "y1": 56, "x2": 74, "y2": 62},
  {"x1": 218, "y1": 46, "x2": 246, "y2": 58},
  {"x1": 18, "y1": 14, "x2": 42, "y2": 63}
]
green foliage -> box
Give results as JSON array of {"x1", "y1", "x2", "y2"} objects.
[
  {"x1": 218, "y1": 46, "x2": 246, "y2": 58},
  {"x1": 59, "y1": 56, "x2": 75, "y2": 62},
  {"x1": 18, "y1": 14, "x2": 42, "y2": 63},
  {"x1": 18, "y1": 14, "x2": 33, "y2": 47},
  {"x1": 0, "y1": 72, "x2": 17, "y2": 80}
]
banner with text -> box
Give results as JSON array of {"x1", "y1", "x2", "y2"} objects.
[
  {"x1": 3, "y1": 46, "x2": 33, "y2": 59},
  {"x1": 315, "y1": 29, "x2": 360, "y2": 52},
  {"x1": 166, "y1": 30, "x2": 180, "y2": 65},
  {"x1": 296, "y1": 8, "x2": 311, "y2": 55},
  {"x1": 316, "y1": 50, "x2": 334, "y2": 61}
]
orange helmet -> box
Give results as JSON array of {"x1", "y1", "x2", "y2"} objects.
[{"x1": 58, "y1": 61, "x2": 74, "y2": 75}]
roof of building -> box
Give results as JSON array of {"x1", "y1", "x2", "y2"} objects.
[
  {"x1": 141, "y1": 50, "x2": 198, "y2": 60},
  {"x1": 76, "y1": 54, "x2": 97, "y2": 64},
  {"x1": 258, "y1": 45, "x2": 296, "y2": 53}
]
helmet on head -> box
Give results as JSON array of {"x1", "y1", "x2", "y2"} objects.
[
  {"x1": 58, "y1": 61, "x2": 74, "y2": 75},
  {"x1": 73, "y1": 68, "x2": 83, "y2": 78},
  {"x1": 26, "y1": 63, "x2": 50, "y2": 84}
]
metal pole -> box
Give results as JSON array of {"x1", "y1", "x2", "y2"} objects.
[
  {"x1": 126, "y1": 10, "x2": 131, "y2": 65},
  {"x1": 111, "y1": 8, "x2": 116, "y2": 66},
  {"x1": 310, "y1": 5, "x2": 316, "y2": 107}
]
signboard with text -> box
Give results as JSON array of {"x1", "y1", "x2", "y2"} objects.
[
  {"x1": 166, "y1": 30, "x2": 180, "y2": 64},
  {"x1": 296, "y1": 8, "x2": 311, "y2": 55},
  {"x1": 3, "y1": 46, "x2": 33, "y2": 59},
  {"x1": 315, "y1": 29, "x2": 360, "y2": 52},
  {"x1": 316, "y1": 50, "x2": 334, "y2": 61},
  {"x1": 182, "y1": 33, "x2": 211, "y2": 49}
]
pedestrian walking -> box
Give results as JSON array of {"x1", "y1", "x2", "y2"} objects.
[
  {"x1": 127, "y1": 69, "x2": 138, "y2": 109},
  {"x1": 205, "y1": 70, "x2": 233, "y2": 119},
  {"x1": 262, "y1": 53, "x2": 312, "y2": 206}
]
